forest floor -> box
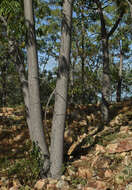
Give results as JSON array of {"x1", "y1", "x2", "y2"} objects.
[{"x1": 0, "y1": 98, "x2": 132, "y2": 190}]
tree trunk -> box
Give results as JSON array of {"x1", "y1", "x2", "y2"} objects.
[
  {"x1": 116, "y1": 50, "x2": 123, "y2": 102},
  {"x1": 95, "y1": 0, "x2": 123, "y2": 123},
  {"x1": 81, "y1": 13, "x2": 85, "y2": 103},
  {"x1": 15, "y1": 50, "x2": 32, "y2": 137},
  {"x1": 81, "y1": 48, "x2": 85, "y2": 103},
  {"x1": 1, "y1": 61, "x2": 7, "y2": 107},
  {"x1": 50, "y1": 0, "x2": 73, "y2": 179},
  {"x1": 24, "y1": 0, "x2": 49, "y2": 176},
  {"x1": 70, "y1": 59, "x2": 75, "y2": 103},
  {"x1": 101, "y1": 37, "x2": 110, "y2": 123}
]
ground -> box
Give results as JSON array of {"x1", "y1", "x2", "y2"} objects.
[{"x1": 0, "y1": 99, "x2": 132, "y2": 190}]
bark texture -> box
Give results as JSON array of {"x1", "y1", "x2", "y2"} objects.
[
  {"x1": 50, "y1": 0, "x2": 73, "y2": 179},
  {"x1": 24, "y1": 0, "x2": 49, "y2": 176}
]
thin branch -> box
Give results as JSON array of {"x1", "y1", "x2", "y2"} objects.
[
  {"x1": 126, "y1": 0, "x2": 132, "y2": 18},
  {"x1": 44, "y1": 88, "x2": 56, "y2": 145},
  {"x1": 94, "y1": 0, "x2": 107, "y2": 37},
  {"x1": 107, "y1": 11, "x2": 124, "y2": 39}
]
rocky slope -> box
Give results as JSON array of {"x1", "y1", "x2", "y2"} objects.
[{"x1": 0, "y1": 99, "x2": 132, "y2": 190}]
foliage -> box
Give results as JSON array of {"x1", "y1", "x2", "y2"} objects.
[
  {"x1": 6, "y1": 143, "x2": 44, "y2": 187},
  {"x1": 0, "y1": 0, "x2": 131, "y2": 106}
]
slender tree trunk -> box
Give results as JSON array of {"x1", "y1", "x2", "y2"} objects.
[
  {"x1": 81, "y1": 12, "x2": 85, "y2": 103},
  {"x1": 15, "y1": 51, "x2": 32, "y2": 137},
  {"x1": 70, "y1": 59, "x2": 75, "y2": 103},
  {"x1": 24, "y1": 0, "x2": 49, "y2": 176},
  {"x1": 1, "y1": 62, "x2": 7, "y2": 107},
  {"x1": 81, "y1": 51, "x2": 85, "y2": 103},
  {"x1": 95, "y1": 0, "x2": 124, "y2": 123},
  {"x1": 116, "y1": 50, "x2": 123, "y2": 102},
  {"x1": 50, "y1": 0, "x2": 73, "y2": 179},
  {"x1": 101, "y1": 37, "x2": 110, "y2": 123}
]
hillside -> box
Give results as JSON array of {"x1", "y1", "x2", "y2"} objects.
[{"x1": 0, "y1": 99, "x2": 132, "y2": 190}]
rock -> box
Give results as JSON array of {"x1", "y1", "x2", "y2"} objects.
[
  {"x1": 104, "y1": 169, "x2": 113, "y2": 178},
  {"x1": 1, "y1": 177, "x2": 7, "y2": 182},
  {"x1": 73, "y1": 159, "x2": 83, "y2": 167},
  {"x1": 56, "y1": 180, "x2": 69, "y2": 189},
  {"x1": 78, "y1": 167, "x2": 93, "y2": 179},
  {"x1": 82, "y1": 187, "x2": 95, "y2": 190},
  {"x1": 46, "y1": 183, "x2": 57, "y2": 190},
  {"x1": 79, "y1": 120, "x2": 87, "y2": 126},
  {"x1": 115, "y1": 174, "x2": 124, "y2": 184},
  {"x1": 34, "y1": 179, "x2": 48, "y2": 190},
  {"x1": 60, "y1": 175, "x2": 66, "y2": 180},
  {"x1": 95, "y1": 180, "x2": 107, "y2": 189},
  {"x1": 77, "y1": 184, "x2": 83, "y2": 189},
  {"x1": 91, "y1": 155, "x2": 99, "y2": 167},
  {"x1": 124, "y1": 155, "x2": 131, "y2": 166},
  {"x1": 115, "y1": 185, "x2": 126, "y2": 190},
  {"x1": 120, "y1": 126, "x2": 129, "y2": 133},
  {"x1": 95, "y1": 144, "x2": 106, "y2": 153},
  {"x1": 1, "y1": 187, "x2": 8, "y2": 190},
  {"x1": 109, "y1": 114, "x2": 123, "y2": 126},
  {"x1": 64, "y1": 176, "x2": 71, "y2": 181},
  {"x1": 80, "y1": 156, "x2": 88, "y2": 160},
  {"x1": 106, "y1": 138, "x2": 132, "y2": 153},
  {"x1": 85, "y1": 180, "x2": 107, "y2": 190},
  {"x1": 106, "y1": 143, "x2": 118, "y2": 153},
  {"x1": 9, "y1": 186, "x2": 19, "y2": 190},
  {"x1": 2, "y1": 107, "x2": 7, "y2": 113},
  {"x1": 48, "y1": 179, "x2": 58, "y2": 184},
  {"x1": 125, "y1": 183, "x2": 132, "y2": 190},
  {"x1": 7, "y1": 107, "x2": 14, "y2": 112},
  {"x1": 120, "y1": 152, "x2": 127, "y2": 157}
]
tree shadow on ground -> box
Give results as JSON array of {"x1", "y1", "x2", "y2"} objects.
[
  {"x1": 64, "y1": 124, "x2": 122, "y2": 163},
  {"x1": 64, "y1": 100, "x2": 132, "y2": 163}
]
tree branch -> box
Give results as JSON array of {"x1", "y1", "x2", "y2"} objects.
[
  {"x1": 107, "y1": 11, "x2": 124, "y2": 39},
  {"x1": 94, "y1": 0, "x2": 107, "y2": 37},
  {"x1": 126, "y1": 0, "x2": 132, "y2": 18}
]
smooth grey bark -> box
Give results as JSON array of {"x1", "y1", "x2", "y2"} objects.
[
  {"x1": 24, "y1": 0, "x2": 49, "y2": 176},
  {"x1": 15, "y1": 50, "x2": 33, "y2": 137},
  {"x1": 50, "y1": 0, "x2": 73, "y2": 179},
  {"x1": 95, "y1": 0, "x2": 124, "y2": 123}
]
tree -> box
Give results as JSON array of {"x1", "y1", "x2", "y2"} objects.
[
  {"x1": 0, "y1": 0, "x2": 24, "y2": 107},
  {"x1": 94, "y1": 0, "x2": 124, "y2": 123},
  {"x1": 50, "y1": 0, "x2": 73, "y2": 178},
  {"x1": 23, "y1": 0, "x2": 49, "y2": 176}
]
